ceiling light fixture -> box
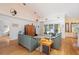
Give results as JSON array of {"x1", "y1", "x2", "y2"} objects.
[
  {"x1": 34, "y1": 11, "x2": 37, "y2": 14},
  {"x1": 36, "y1": 19, "x2": 38, "y2": 22},
  {"x1": 22, "y1": 3, "x2": 26, "y2": 6}
]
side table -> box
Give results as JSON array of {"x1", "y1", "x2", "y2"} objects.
[{"x1": 40, "y1": 38, "x2": 53, "y2": 54}]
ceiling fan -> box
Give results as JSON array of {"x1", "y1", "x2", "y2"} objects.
[{"x1": 10, "y1": 8, "x2": 17, "y2": 16}]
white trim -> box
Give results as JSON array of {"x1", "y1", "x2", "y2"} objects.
[{"x1": 0, "y1": 13, "x2": 34, "y2": 22}]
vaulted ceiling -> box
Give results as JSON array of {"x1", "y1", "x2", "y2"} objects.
[
  {"x1": 0, "y1": 3, "x2": 79, "y2": 21},
  {"x1": 29, "y1": 3, "x2": 79, "y2": 18},
  {"x1": 0, "y1": 3, "x2": 40, "y2": 20}
]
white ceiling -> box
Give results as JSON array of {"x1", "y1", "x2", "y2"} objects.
[
  {"x1": 29, "y1": 3, "x2": 79, "y2": 18},
  {"x1": 0, "y1": 3, "x2": 40, "y2": 20},
  {"x1": 0, "y1": 3, "x2": 79, "y2": 20}
]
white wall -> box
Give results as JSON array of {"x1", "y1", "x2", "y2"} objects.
[
  {"x1": 33, "y1": 20, "x2": 45, "y2": 35},
  {"x1": 0, "y1": 14, "x2": 33, "y2": 40}
]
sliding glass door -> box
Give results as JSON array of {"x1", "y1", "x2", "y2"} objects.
[{"x1": 44, "y1": 24, "x2": 60, "y2": 35}]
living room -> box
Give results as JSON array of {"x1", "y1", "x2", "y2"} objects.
[{"x1": 0, "y1": 3, "x2": 79, "y2": 55}]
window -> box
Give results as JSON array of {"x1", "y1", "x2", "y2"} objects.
[{"x1": 44, "y1": 24, "x2": 60, "y2": 34}]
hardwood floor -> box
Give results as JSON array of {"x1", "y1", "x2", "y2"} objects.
[{"x1": 0, "y1": 36, "x2": 79, "y2": 55}]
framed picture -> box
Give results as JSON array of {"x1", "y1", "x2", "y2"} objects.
[{"x1": 65, "y1": 23, "x2": 69, "y2": 32}]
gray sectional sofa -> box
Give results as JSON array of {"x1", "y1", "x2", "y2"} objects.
[
  {"x1": 18, "y1": 31, "x2": 39, "y2": 52},
  {"x1": 18, "y1": 31, "x2": 61, "y2": 53},
  {"x1": 51, "y1": 33, "x2": 61, "y2": 49}
]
